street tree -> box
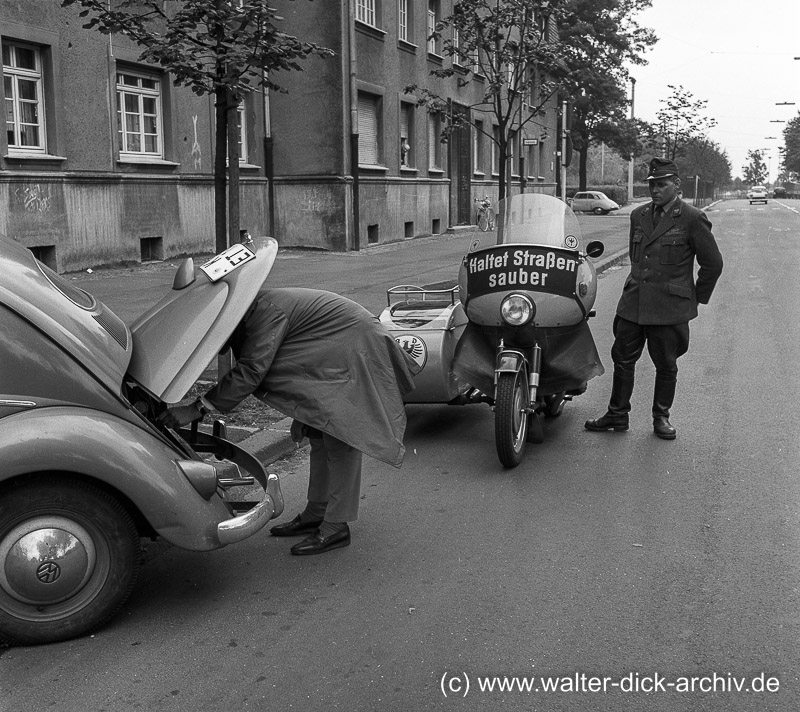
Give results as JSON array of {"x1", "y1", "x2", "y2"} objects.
[
  {"x1": 556, "y1": 0, "x2": 656, "y2": 190},
  {"x1": 642, "y1": 84, "x2": 717, "y2": 161},
  {"x1": 61, "y1": 0, "x2": 332, "y2": 253},
  {"x1": 742, "y1": 149, "x2": 768, "y2": 185},
  {"x1": 783, "y1": 113, "x2": 800, "y2": 178},
  {"x1": 679, "y1": 137, "x2": 731, "y2": 190},
  {"x1": 405, "y1": 0, "x2": 562, "y2": 201}
]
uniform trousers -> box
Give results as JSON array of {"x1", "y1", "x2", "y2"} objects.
[
  {"x1": 611, "y1": 315, "x2": 690, "y2": 382},
  {"x1": 305, "y1": 427, "x2": 363, "y2": 523}
]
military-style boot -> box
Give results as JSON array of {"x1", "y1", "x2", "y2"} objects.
[
  {"x1": 652, "y1": 378, "x2": 677, "y2": 440},
  {"x1": 585, "y1": 374, "x2": 635, "y2": 432}
]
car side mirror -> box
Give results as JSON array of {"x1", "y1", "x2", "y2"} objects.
[
  {"x1": 172, "y1": 257, "x2": 196, "y2": 290},
  {"x1": 585, "y1": 240, "x2": 604, "y2": 258}
]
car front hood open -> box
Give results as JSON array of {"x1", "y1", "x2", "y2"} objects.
[{"x1": 127, "y1": 237, "x2": 278, "y2": 403}]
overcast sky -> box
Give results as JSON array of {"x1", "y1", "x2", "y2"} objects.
[{"x1": 626, "y1": 0, "x2": 800, "y2": 181}]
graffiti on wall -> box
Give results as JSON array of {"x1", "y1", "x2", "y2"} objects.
[
  {"x1": 299, "y1": 187, "x2": 338, "y2": 215},
  {"x1": 15, "y1": 184, "x2": 53, "y2": 213},
  {"x1": 191, "y1": 115, "x2": 202, "y2": 170}
]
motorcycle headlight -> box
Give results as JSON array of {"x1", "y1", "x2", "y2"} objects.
[{"x1": 500, "y1": 293, "x2": 535, "y2": 326}]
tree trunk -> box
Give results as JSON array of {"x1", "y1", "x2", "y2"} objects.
[
  {"x1": 498, "y1": 135, "x2": 508, "y2": 202},
  {"x1": 214, "y1": 85, "x2": 228, "y2": 254},
  {"x1": 579, "y1": 145, "x2": 588, "y2": 191}
]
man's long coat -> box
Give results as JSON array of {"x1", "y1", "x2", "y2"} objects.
[
  {"x1": 204, "y1": 288, "x2": 419, "y2": 467},
  {"x1": 617, "y1": 199, "x2": 723, "y2": 325}
]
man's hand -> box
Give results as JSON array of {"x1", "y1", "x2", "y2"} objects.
[
  {"x1": 158, "y1": 404, "x2": 202, "y2": 429},
  {"x1": 290, "y1": 419, "x2": 309, "y2": 443}
]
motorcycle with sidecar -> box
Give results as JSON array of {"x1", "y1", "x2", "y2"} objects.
[{"x1": 381, "y1": 192, "x2": 606, "y2": 468}]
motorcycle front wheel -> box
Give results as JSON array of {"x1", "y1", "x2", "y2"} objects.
[{"x1": 494, "y1": 371, "x2": 529, "y2": 468}]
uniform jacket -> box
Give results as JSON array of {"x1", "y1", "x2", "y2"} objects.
[
  {"x1": 204, "y1": 287, "x2": 419, "y2": 467},
  {"x1": 616, "y1": 198, "x2": 723, "y2": 325}
]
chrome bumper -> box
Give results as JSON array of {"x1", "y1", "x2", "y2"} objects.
[
  {"x1": 181, "y1": 427, "x2": 285, "y2": 547},
  {"x1": 218, "y1": 473, "x2": 284, "y2": 546}
]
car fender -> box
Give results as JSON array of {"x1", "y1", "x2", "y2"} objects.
[{"x1": 0, "y1": 406, "x2": 233, "y2": 551}]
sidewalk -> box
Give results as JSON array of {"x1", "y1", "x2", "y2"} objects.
[{"x1": 73, "y1": 210, "x2": 636, "y2": 469}]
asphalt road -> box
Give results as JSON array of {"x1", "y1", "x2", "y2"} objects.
[{"x1": 2, "y1": 199, "x2": 798, "y2": 711}]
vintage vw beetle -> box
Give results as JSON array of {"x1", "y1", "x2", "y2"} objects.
[{"x1": 0, "y1": 235, "x2": 284, "y2": 645}]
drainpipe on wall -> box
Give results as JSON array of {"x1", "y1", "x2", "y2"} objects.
[
  {"x1": 347, "y1": 0, "x2": 360, "y2": 251},
  {"x1": 262, "y1": 76, "x2": 275, "y2": 237}
]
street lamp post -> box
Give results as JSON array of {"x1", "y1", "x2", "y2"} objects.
[{"x1": 627, "y1": 77, "x2": 636, "y2": 204}]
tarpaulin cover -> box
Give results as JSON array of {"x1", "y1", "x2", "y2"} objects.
[{"x1": 452, "y1": 321, "x2": 605, "y2": 397}]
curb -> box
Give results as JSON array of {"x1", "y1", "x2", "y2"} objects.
[
  {"x1": 240, "y1": 245, "x2": 630, "y2": 469},
  {"x1": 237, "y1": 416, "x2": 304, "y2": 467}
]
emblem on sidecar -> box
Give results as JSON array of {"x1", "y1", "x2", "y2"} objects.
[{"x1": 394, "y1": 335, "x2": 427, "y2": 369}]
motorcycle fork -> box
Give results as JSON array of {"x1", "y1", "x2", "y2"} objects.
[
  {"x1": 494, "y1": 340, "x2": 541, "y2": 410},
  {"x1": 527, "y1": 343, "x2": 542, "y2": 407}
]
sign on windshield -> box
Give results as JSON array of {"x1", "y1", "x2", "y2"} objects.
[{"x1": 464, "y1": 245, "x2": 578, "y2": 299}]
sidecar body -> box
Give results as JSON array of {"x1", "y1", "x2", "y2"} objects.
[{"x1": 379, "y1": 285, "x2": 469, "y2": 403}]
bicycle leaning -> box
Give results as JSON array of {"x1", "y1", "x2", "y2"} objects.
[{"x1": 475, "y1": 195, "x2": 495, "y2": 232}]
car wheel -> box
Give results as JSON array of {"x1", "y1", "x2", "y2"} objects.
[
  {"x1": 0, "y1": 475, "x2": 141, "y2": 646},
  {"x1": 593, "y1": 207, "x2": 605, "y2": 215}
]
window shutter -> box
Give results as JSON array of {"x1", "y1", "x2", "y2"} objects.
[
  {"x1": 400, "y1": 105, "x2": 409, "y2": 140},
  {"x1": 358, "y1": 94, "x2": 378, "y2": 164}
]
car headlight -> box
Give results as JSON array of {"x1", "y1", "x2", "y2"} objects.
[{"x1": 500, "y1": 293, "x2": 535, "y2": 326}]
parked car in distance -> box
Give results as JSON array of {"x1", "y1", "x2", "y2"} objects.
[
  {"x1": 568, "y1": 191, "x2": 620, "y2": 215},
  {"x1": 747, "y1": 185, "x2": 768, "y2": 204},
  {"x1": 0, "y1": 234, "x2": 285, "y2": 646},
  {"x1": 772, "y1": 186, "x2": 787, "y2": 199}
]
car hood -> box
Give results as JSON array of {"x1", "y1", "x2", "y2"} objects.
[
  {"x1": 0, "y1": 234, "x2": 132, "y2": 395},
  {"x1": 127, "y1": 237, "x2": 278, "y2": 403}
]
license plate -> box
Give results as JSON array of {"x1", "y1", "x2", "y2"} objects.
[{"x1": 200, "y1": 243, "x2": 256, "y2": 282}]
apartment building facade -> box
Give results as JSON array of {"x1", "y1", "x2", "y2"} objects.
[{"x1": 1, "y1": 1, "x2": 560, "y2": 270}]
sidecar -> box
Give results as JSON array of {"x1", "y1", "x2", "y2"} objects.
[
  {"x1": 379, "y1": 284, "x2": 470, "y2": 404},
  {"x1": 0, "y1": 234, "x2": 284, "y2": 645}
]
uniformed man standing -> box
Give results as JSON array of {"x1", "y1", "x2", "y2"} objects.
[{"x1": 585, "y1": 157, "x2": 723, "y2": 439}]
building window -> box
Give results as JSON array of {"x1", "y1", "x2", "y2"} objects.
[
  {"x1": 358, "y1": 92, "x2": 381, "y2": 165},
  {"x1": 471, "y1": 46, "x2": 481, "y2": 75},
  {"x1": 357, "y1": 0, "x2": 376, "y2": 27},
  {"x1": 427, "y1": 0, "x2": 440, "y2": 55},
  {"x1": 400, "y1": 102, "x2": 414, "y2": 167},
  {"x1": 237, "y1": 103, "x2": 247, "y2": 163},
  {"x1": 453, "y1": 27, "x2": 461, "y2": 65},
  {"x1": 510, "y1": 133, "x2": 517, "y2": 177},
  {"x1": 116, "y1": 70, "x2": 163, "y2": 158},
  {"x1": 398, "y1": 0, "x2": 410, "y2": 42},
  {"x1": 526, "y1": 143, "x2": 536, "y2": 178},
  {"x1": 428, "y1": 111, "x2": 442, "y2": 170},
  {"x1": 538, "y1": 140, "x2": 546, "y2": 178},
  {"x1": 3, "y1": 42, "x2": 46, "y2": 153},
  {"x1": 491, "y1": 125, "x2": 500, "y2": 175},
  {"x1": 473, "y1": 119, "x2": 484, "y2": 173}
]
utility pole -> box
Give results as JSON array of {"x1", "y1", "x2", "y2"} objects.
[
  {"x1": 627, "y1": 77, "x2": 636, "y2": 204},
  {"x1": 560, "y1": 99, "x2": 568, "y2": 202}
]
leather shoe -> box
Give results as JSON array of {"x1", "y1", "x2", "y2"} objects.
[
  {"x1": 584, "y1": 413, "x2": 629, "y2": 432},
  {"x1": 270, "y1": 514, "x2": 323, "y2": 537},
  {"x1": 290, "y1": 526, "x2": 350, "y2": 556},
  {"x1": 653, "y1": 416, "x2": 676, "y2": 440}
]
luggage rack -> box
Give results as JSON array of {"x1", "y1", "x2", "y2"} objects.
[{"x1": 386, "y1": 283, "x2": 459, "y2": 311}]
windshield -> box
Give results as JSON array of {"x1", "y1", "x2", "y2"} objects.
[{"x1": 494, "y1": 193, "x2": 583, "y2": 250}]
